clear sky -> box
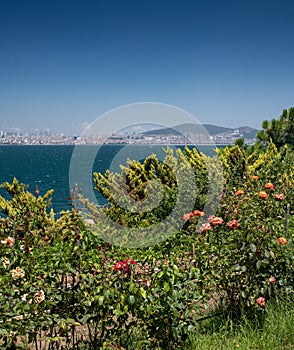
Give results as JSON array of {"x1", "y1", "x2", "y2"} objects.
[{"x1": 1, "y1": 0, "x2": 294, "y2": 134}]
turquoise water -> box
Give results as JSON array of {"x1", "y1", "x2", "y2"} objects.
[
  {"x1": 0, "y1": 144, "x2": 121, "y2": 213},
  {"x1": 0, "y1": 145, "x2": 75, "y2": 213},
  {"x1": 0, "y1": 144, "x2": 220, "y2": 213}
]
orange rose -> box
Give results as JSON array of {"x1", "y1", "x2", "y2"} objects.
[
  {"x1": 274, "y1": 193, "x2": 285, "y2": 201},
  {"x1": 0, "y1": 237, "x2": 15, "y2": 247},
  {"x1": 258, "y1": 191, "x2": 268, "y2": 199},
  {"x1": 183, "y1": 212, "x2": 193, "y2": 221},
  {"x1": 251, "y1": 175, "x2": 259, "y2": 180},
  {"x1": 210, "y1": 216, "x2": 224, "y2": 226},
  {"x1": 201, "y1": 223, "x2": 212, "y2": 233},
  {"x1": 268, "y1": 276, "x2": 276, "y2": 284},
  {"x1": 228, "y1": 219, "x2": 239, "y2": 229},
  {"x1": 193, "y1": 210, "x2": 205, "y2": 217},
  {"x1": 277, "y1": 237, "x2": 287, "y2": 245},
  {"x1": 264, "y1": 182, "x2": 275, "y2": 190},
  {"x1": 183, "y1": 210, "x2": 205, "y2": 221},
  {"x1": 236, "y1": 189, "x2": 244, "y2": 196},
  {"x1": 256, "y1": 297, "x2": 266, "y2": 307}
]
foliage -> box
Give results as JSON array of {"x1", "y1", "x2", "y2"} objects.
[
  {"x1": 92, "y1": 147, "x2": 210, "y2": 227},
  {"x1": 256, "y1": 106, "x2": 294, "y2": 149},
  {"x1": 0, "y1": 139, "x2": 293, "y2": 348},
  {"x1": 82, "y1": 147, "x2": 222, "y2": 248},
  {"x1": 189, "y1": 296, "x2": 294, "y2": 350}
]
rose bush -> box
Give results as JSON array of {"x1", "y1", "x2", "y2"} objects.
[{"x1": 0, "y1": 140, "x2": 293, "y2": 349}]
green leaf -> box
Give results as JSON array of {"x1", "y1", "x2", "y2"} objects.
[
  {"x1": 98, "y1": 296, "x2": 104, "y2": 306},
  {"x1": 139, "y1": 287, "x2": 147, "y2": 299},
  {"x1": 250, "y1": 243, "x2": 257, "y2": 252},
  {"x1": 264, "y1": 250, "x2": 270, "y2": 258},
  {"x1": 129, "y1": 295, "x2": 135, "y2": 304},
  {"x1": 163, "y1": 281, "x2": 170, "y2": 292},
  {"x1": 128, "y1": 282, "x2": 137, "y2": 293},
  {"x1": 103, "y1": 290, "x2": 110, "y2": 299},
  {"x1": 241, "y1": 291, "x2": 247, "y2": 298}
]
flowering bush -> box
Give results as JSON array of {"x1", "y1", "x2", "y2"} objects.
[
  {"x1": 0, "y1": 140, "x2": 293, "y2": 349},
  {"x1": 213, "y1": 142, "x2": 294, "y2": 317}
]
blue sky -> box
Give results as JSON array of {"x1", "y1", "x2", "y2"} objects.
[{"x1": 1, "y1": 0, "x2": 294, "y2": 134}]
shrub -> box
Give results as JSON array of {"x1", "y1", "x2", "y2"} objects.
[{"x1": 0, "y1": 140, "x2": 293, "y2": 349}]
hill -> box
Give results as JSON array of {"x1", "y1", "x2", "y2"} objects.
[{"x1": 142, "y1": 123, "x2": 258, "y2": 139}]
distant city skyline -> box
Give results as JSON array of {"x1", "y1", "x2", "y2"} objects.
[
  {"x1": 1, "y1": 0, "x2": 294, "y2": 134},
  {"x1": 0, "y1": 123, "x2": 257, "y2": 146},
  {"x1": 0, "y1": 122, "x2": 259, "y2": 137}
]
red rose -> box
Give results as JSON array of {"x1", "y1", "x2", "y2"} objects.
[{"x1": 113, "y1": 258, "x2": 135, "y2": 271}]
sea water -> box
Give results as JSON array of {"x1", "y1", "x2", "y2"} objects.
[{"x1": 0, "y1": 144, "x2": 220, "y2": 214}]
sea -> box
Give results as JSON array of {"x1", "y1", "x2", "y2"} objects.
[{"x1": 0, "y1": 144, "x2": 220, "y2": 214}]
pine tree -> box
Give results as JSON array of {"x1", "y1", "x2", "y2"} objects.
[{"x1": 257, "y1": 107, "x2": 294, "y2": 148}]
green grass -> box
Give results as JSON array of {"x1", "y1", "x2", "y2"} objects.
[{"x1": 187, "y1": 297, "x2": 294, "y2": 350}]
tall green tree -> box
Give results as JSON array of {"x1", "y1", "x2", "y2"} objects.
[{"x1": 257, "y1": 107, "x2": 294, "y2": 148}]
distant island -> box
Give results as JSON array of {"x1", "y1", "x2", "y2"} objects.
[
  {"x1": 140, "y1": 123, "x2": 257, "y2": 144},
  {"x1": 0, "y1": 123, "x2": 258, "y2": 145}
]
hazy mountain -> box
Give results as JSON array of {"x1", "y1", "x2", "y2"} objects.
[{"x1": 142, "y1": 123, "x2": 259, "y2": 139}]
